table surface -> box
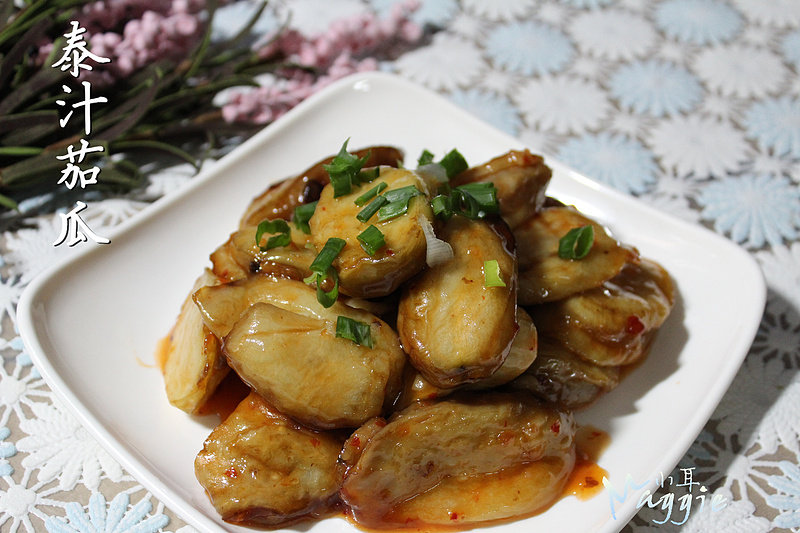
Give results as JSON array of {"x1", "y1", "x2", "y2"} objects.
[{"x1": 1, "y1": 1, "x2": 799, "y2": 532}]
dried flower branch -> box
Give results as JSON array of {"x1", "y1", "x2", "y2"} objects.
[{"x1": 0, "y1": 0, "x2": 425, "y2": 213}]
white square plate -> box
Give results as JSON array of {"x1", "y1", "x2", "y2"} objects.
[{"x1": 18, "y1": 72, "x2": 766, "y2": 533}]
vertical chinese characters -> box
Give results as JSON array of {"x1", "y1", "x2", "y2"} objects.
[{"x1": 51, "y1": 21, "x2": 111, "y2": 247}]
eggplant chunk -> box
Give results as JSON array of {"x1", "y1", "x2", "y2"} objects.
[
  {"x1": 222, "y1": 289, "x2": 406, "y2": 429},
  {"x1": 515, "y1": 206, "x2": 638, "y2": 304},
  {"x1": 240, "y1": 146, "x2": 404, "y2": 227},
  {"x1": 339, "y1": 393, "x2": 575, "y2": 528},
  {"x1": 397, "y1": 307, "x2": 538, "y2": 408},
  {"x1": 309, "y1": 166, "x2": 433, "y2": 298},
  {"x1": 210, "y1": 224, "x2": 315, "y2": 283},
  {"x1": 510, "y1": 338, "x2": 621, "y2": 409},
  {"x1": 451, "y1": 150, "x2": 552, "y2": 229},
  {"x1": 530, "y1": 258, "x2": 675, "y2": 366},
  {"x1": 195, "y1": 392, "x2": 344, "y2": 527},
  {"x1": 397, "y1": 217, "x2": 517, "y2": 388},
  {"x1": 161, "y1": 269, "x2": 228, "y2": 414}
]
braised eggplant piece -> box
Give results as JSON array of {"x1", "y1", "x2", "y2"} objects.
[
  {"x1": 309, "y1": 166, "x2": 433, "y2": 298},
  {"x1": 161, "y1": 269, "x2": 229, "y2": 414},
  {"x1": 451, "y1": 149, "x2": 552, "y2": 229},
  {"x1": 222, "y1": 285, "x2": 406, "y2": 429},
  {"x1": 530, "y1": 258, "x2": 675, "y2": 366},
  {"x1": 195, "y1": 392, "x2": 344, "y2": 527},
  {"x1": 395, "y1": 307, "x2": 538, "y2": 408},
  {"x1": 240, "y1": 146, "x2": 404, "y2": 227},
  {"x1": 209, "y1": 224, "x2": 315, "y2": 283},
  {"x1": 510, "y1": 338, "x2": 621, "y2": 409},
  {"x1": 515, "y1": 206, "x2": 638, "y2": 304},
  {"x1": 339, "y1": 392, "x2": 575, "y2": 528},
  {"x1": 397, "y1": 216, "x2": 517, "y2": 388}
]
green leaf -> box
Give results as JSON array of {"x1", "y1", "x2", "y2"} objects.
[
  {"x1": 335, "y1": 316, "x2": 374, "y2": 348},
  {"x1": 357, "y1": 225, "x2": 385, "y2": 256},
  {"x1": 558, "y1": 225, "x2": 595, "y2": 260},
  {"x1": 255, "y1": 219, "x2": 291, "y2": 251}
]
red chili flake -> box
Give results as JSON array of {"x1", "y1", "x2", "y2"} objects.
[
  {"x1": 350, "y1": 436, "x2": 361, "y2": 449},
  {"x1": 224, "y1": 467, "x2": 238, "y2": 479},
  {"x1": 626, "y1": 315, "x2": 645, "y2": 335},
  {"x1": 385, "y1": 249, "x2": 395, "y2": 256},
  {"x1": 551, "y1": 420, "x2": 561, "y2": 434},
  {"x1": 450, "y1": 512, "x2": 458, "y2": 521},
  {"x1": 310, "y1": 437, "x2": 321, "y2": 448},
  {"x1": 585, "y1": 477, "x2": 599, "y2": 487}
]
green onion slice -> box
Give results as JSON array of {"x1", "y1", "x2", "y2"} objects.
[
  {"x1": 358, "y1": 167, "x2": 380, "y2": 183},
  {"x1": 357, "y1": 225, "x2": 386, "y2": 256},
  {"x1": 439, "y1": 148, "x2": 468, "y2": 178},
  {"x1": 335, "y1": 316, "x2": 374, "y2": 348},
  {"x1": 255, "y1": 219, "x2": 291, "y2": 251},
  {"x1": 558, "y1": 225, "x2": 595, "y2": 260},
  {"x1": 382, "y1": 185, "x2": 421, "y2": 204},
  {"x1": 324, "y1": 139, "x2": 370, "y2": 197},
  {"x1": 305, "y1": 237, "x2": 346, "y2": 307},
  {"x1": 356, "y1": 195, "x2": 388, "y2": 223},
  {"x1": 417, "y1": 149, "x2": 435, "y2": 166},
  {"x1": 292, "y1": 201, "x2": 317, "y2": 234},
  {"x1": 354, "y1": 182, "x2": 387, "y2": 206},
  {"x1": 484, "y1": 259, "x2": 507, "y2": 287},
  {"x1": 431, "y1": 194, "x2": 454, "y2": 220},
  {"x1": 378, "y1": 198, "x2": 411, "y2": 222}
]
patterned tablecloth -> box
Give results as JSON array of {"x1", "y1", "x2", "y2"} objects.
[{"x1": 2, "y1": 0, "x2": 799, "y2": 532}]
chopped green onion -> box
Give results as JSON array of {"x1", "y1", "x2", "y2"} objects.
[
  {"x1": 456, "y1": 182, "x2": 499, "y2": 216},
  {"x1": 358, "y1": 167, "x2": 380, "y2": 183},
  {"x1": 255, "y1": 219, "x2": 291, "y2": 251},
  {"x1": 431, "y1": 182, "x2": 499, "y2": 220},
  {"x1": 324, "y1": 139, "x2": 370, "y2": 197},
  {"x1": 357, "y1": 195, "x2": 388, "y2": 223},
  {"x1": 558, "y1": 225, "x2": 595, "y2": 260},
  {"x1": 305, "y1": 237, "x2": 346, "y2": 307},
  {"x1": 354, "y1": 182, "x2": 387, "y2": 206},
  {"x1": 357, "y1": 225, "x2": 386, "y2": 256},
  {"x1": 431, "y1": 194, "x2": 454, "y2": 220},
  {"x1": 335, "y1": 316, "x2": 374, "y2": 348},
  {"x1": 484, "y1": 259, "x2": 507, "y2": 287},
  {"x1": 439, "y1": 148, "x2": 468, "y2": 178},
  {"x1": 417, "y1": 149, "x2": 435, "y2": 166},
  {"x1": 378, "y1": 198, "x2": 412, "y2": 221},
  {"x1": 292, "y1": 201, "x2": 317, "y2": 234},
  {"x1": 382, "y1": 185, "x2": 421, "y2": 204}
]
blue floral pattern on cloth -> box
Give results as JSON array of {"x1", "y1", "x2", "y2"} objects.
[
  {"x1": 655, "y1": 0, "x2": 743, "y2": 45},
  {"x1": 697, "y1": 174, "x2": 800, "y2": 249},
  {"x1": 744, "y1": 96, "x2": 800, "y2": 159},
  {"x1": 609, "y1": 59, "x2": 703, "y2": 117},
  {"x1": 557, "y1": 132, "x2": 658, "y2": 194},
  {"x1": 44, "y1": 493, "x2": 169, "y2": 533},
  {"x1": 449, "y1": 88, "x2": 521, "y2": 136},
  {"x1": 484, "y1": 20, "x2": 573, "y2": 76},
  {"x1": 766, "y1": 461, "x2": 800, "y2": 529}
]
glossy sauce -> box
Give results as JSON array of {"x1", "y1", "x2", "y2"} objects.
[
  {"x1": 195, "y1": 372, "x2": 250, "y2": 420},
  {"x1": 562, "y1": 425, "x2": 610, "y2": 500}
]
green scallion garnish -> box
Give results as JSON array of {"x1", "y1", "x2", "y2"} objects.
[
  {"x1": 354, "y1": 182, "x2": 388, "y2": 206},
  {"x1": 484, "y1": 259, "x2": 507, "y2": 287},
  {"x1": 357, "y1": 225, "x2": 386, "y2": 256},
  {"x1": 558, "y1": 225, "x2": 595, "y2": 260},
  {"x1": 335, "y1": 316, "x2": 374, "y2": 348},
  {"x1": 439, "y1": 148, "x2": 468, "y2": 178},
  {"x1": 378, "y1": 198, "x2": 412, "y2": 222},
  {"x1": 430, "y1": 182, "x2": 499, "y2": 221},
  {"x1": 417, "y1": 149, "x2": 435, "y2": 166},
  {"x1": 255, "y1": 219, "x2": 291, "y2": 251},
  {"x1": 305, "y1": 237, "x2": 347, "y2": 307},
  {"x1": 324, "y1": 139, "x2": 370, "y2": 198},
  {"x1": 292, "y1": 201, "x2": 317, "y2": 234},
  {"x1": 382, "y1": 185, "x2": 421, "y2": 204},
  {"x1": 357, "y1": 195, "x2": 388, "y2": 223}
]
